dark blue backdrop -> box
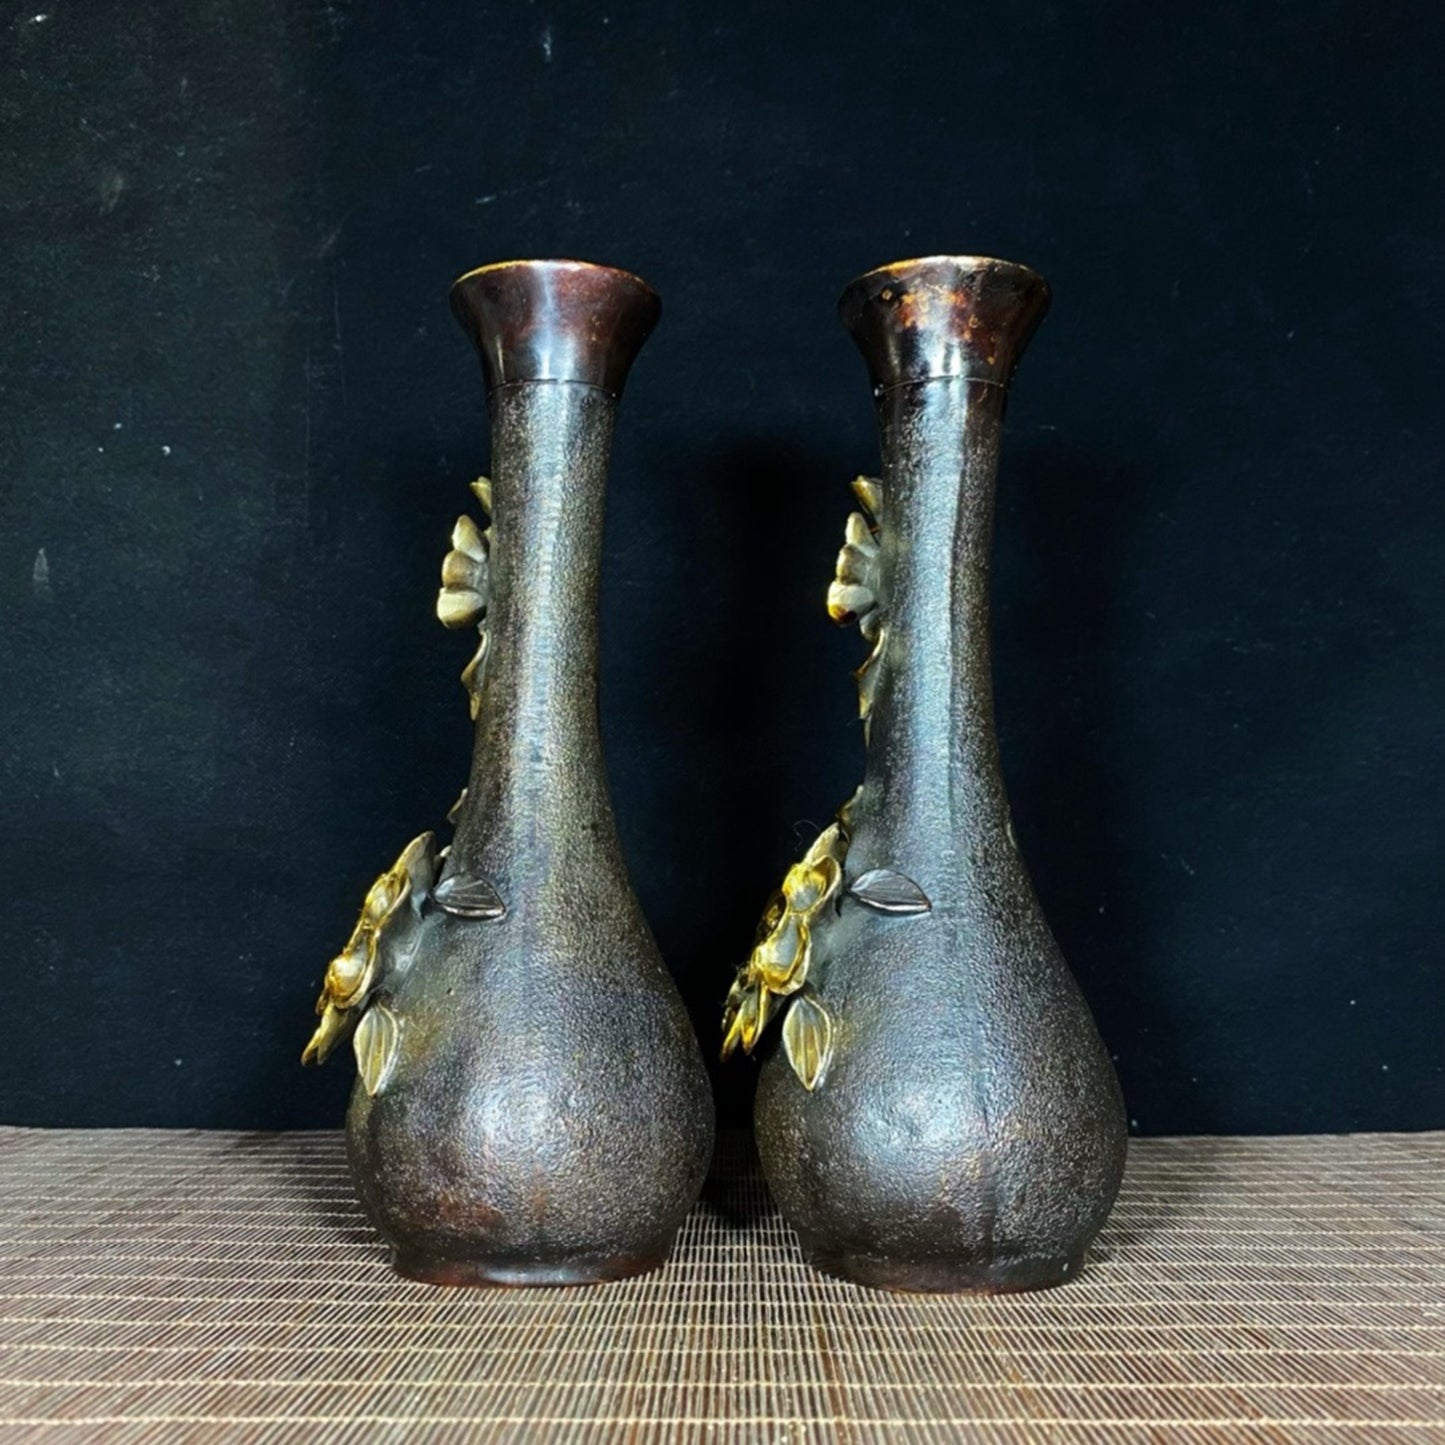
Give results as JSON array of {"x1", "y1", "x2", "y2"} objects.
[{"x1": 2, "y1": 0, "x2": 1441, "y2": 1131}]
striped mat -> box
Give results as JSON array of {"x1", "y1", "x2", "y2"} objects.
[{"x1": 1, "y1": 1127, "x2": 1443, "y2": 1441}]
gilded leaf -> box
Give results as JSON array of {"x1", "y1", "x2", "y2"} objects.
[
  {"x1": 432, "y1": 871, "x2": 506, "y2": 920},
  {"x1": 354, "y1": 1003, "x2": 402, "y2": 1098},
  {"x1": 783, "y1": 993, "x2": 834, "y2": 1091},
  {"x1": 394, "y1": 832, "x2": 438, "y2": 905},
  {"x1": 854, "y1": 627, "x2": 887, "y2": 719},
  {"x1": 720, "y1": 980, "x2": 747, "y2": 1060},
  {"x1": 447, "y1": 787, "x2": 468, "y2": 827},
  {"x1": 461, "y1": 629, "x2": 490, "y2": 719},
  {"x1": 301, "y1": 1003, "x2": 350, "y2": 1066},
  {"x1": 835, "y1": 787, "x2": 862, "y2": 835},
  {"x1": 741, "y1": 984, "x2": 771, "y2": 1050},
  {"x1": 470, "y1": 476, "x2": 493, "y2": 514},
  {"x1": 725, "y1": 984, "x2": 768, "y2": 1056},
  {"x1": 848, "y1": 867, "x2": 932, "y2": 914}
]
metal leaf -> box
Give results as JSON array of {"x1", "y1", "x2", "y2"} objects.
[
  {"x1": 847, "y1": 868, "x2": 931, "y2": 914},
  {"x1": 301, "y1": 1003, "x2": 351, "y2": 1067},
  {"x1": 432, "y1": 872, "x2": 506, "y2": 920},
  {"x1": 853, "y1": 628, "x2": 887, "y2": 720},
  {"x1": 461, "y1": 629, "x2": 490, "y2": 720},
  {"x1": 353, "y1": 1003, "x2": 401, "y2": 1098},
  {"x1": 394, "y1": 832, "x2": 438, "y2": 904},
  {"x1": 782, "y1": 994, "x2": 834, "y2": 1091}
]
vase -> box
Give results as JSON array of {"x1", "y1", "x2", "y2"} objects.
[
  {"x1": 304, "y1": 259, "x2": 714, "y2": 1286},
  {"x1": 725, "y1": 255, "x2": 1126, "y2": 1293}
]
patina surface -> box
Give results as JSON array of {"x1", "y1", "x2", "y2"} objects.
[{"x1": 743, "y1": 256, "x2": 1127, "y2": 1293}]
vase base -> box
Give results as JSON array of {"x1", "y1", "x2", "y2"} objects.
[
  {"x1": 390, "y1": 1247, "x2": 670, "y2": 1289},
  {"x1": 802, "y1": 1246, "x2": 1087, "y2": 1295}
]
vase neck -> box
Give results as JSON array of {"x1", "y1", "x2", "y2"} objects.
[
  {"x1": 852, "y1": 376, "x2": 1012, "y2": 881},
  {"x1": 450, "y1": 380, "x2": 616, "y2": 874}
]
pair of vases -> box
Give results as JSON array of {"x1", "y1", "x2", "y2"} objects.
[{"x1": 302, "y1": 255, "x2": 1126, "y2": 1294}]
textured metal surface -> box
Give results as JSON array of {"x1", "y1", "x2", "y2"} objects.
[
  {"x1": 753, "y1": 258, "x2": 1125, "y2": 1292},
  {"x1": 343, "y1": 261, "x2": 713, "y2": 1285},
  {"x1": 2, "y1": 1128, "x2": 1445, "y2": 1441}
]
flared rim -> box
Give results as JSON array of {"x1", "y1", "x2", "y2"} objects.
[
  {"x1": 839, "y1": 254, "x2": 1047, "y2": 309},
  {"x1": 837, "y1": 254, "x2": 1052, "y2": 392},
  {"x1": 450, "y1": 257, "x2": 659, "y2": 305},
  {"x1": 449, "y1": 257, "x2": 661, "y2": 396}
]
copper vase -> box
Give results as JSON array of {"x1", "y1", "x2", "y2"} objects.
[
  {"x1": 725, "y1": 256, "x2": 1127, "y2": 1293},
  {"x1": 305, "y1": 260, "x2": 714, "y2": 1286}
]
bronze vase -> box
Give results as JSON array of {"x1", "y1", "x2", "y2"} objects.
[
  {"x1": 304, "y1": 259, "x2": 714, "y2": 1286},
  {"x1": 725, "y1": 256, "x2": 1127, "y2": 1293}
]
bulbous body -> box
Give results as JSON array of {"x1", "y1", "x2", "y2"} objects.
[
  {"x1": 747, "y1": 257, "x2": 1125, "y2": 1293},
  {"x1": 314, "y1": 261, "x2": 713, "y2": 1285}
]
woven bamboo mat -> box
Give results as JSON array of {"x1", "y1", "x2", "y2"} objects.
[{"x1": 1, "y1": 1129, "x2": 1443, "y2": 1442}]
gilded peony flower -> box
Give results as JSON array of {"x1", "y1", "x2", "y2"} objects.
[
  {"x1": 302, "y1": 832, "x2": 437, "y2": 1067},
  {"x1": 720, "y1": 803, "x2": 851, "y2": 1085}
]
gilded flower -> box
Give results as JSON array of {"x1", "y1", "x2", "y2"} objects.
[
  {"x1": 302, "y1": 832, "x2": 437, "y2": 1067},
  {"x1": 437, "y1": 514, "x2": 490, "y2": 629},
  {"x1": 827, "y1": 478, "x2": 888, "y2": 725},
  {"x1": 438, "y1": 477, "x2": 495, "y2": 719},
  {"x1": 827, "y1": 510, "x2": 882, "y2": 641},
  {"x1": 721, "y1": 807, "x2": 850, "y2": 1087}
]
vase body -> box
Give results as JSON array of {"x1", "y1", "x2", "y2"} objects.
[
  {"x1": 741, "y1": 256, "x2": 1126, "y2": 1293},
  {"x1": 308, "y1": 260, "x2": 713, "y2": 1286}
]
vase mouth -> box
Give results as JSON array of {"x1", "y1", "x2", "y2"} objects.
[
  {"x1": 450, "y1": 259, "x2": 662, "y2": 397},
  {"x1": 838, "y1": 254, "x2": 1051, "y2": 394}
]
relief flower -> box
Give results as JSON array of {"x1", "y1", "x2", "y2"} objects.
[
  {"x1": 302, "y1": 832, "x2": 437, "y2": 1066},
  {"x1": 437, "y1": 477, "x2": 495, "y2": 719},
  {"x1": 436, "y1": 514, "x2": 490, "y2": 629},
  {"x1": 826, "y1": 477, "x2": 888, "y2": 726},
  {"x1": 827, "y1": 510, "x2": 882, "y2": 640},
  {"x1": 721, "y1": 807, "x2": 850, "y2": 1087}
]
